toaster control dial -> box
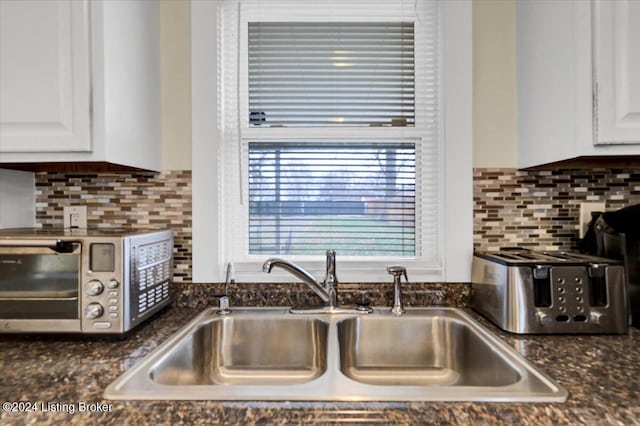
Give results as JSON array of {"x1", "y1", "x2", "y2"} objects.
[
  {"x1": 85, "y1": 303, "x2": 104, "y2": 319},
  {"x1": 590, "y1": 312, "x2": 606, "y2": 325},
  {"x1": 86, "y1": 280, "x2": 104, "y2": 296},
  {"x1": 536, "y1": 311, "x2": 552, "y2": 326}
]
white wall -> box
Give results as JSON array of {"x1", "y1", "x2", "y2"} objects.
[
  {"x1": 0, "y1": 169, "x2": 35, "y2": 228},
  {"x1": 160, "y1": 0, "x2": 192, "y2": 170},
  {"x1": 473, "y1": 0, "x2": 517, "y2": 168}
]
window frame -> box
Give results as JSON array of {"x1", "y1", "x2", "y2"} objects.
[{"x1": 192, "y1": 0, "x2": 472, "y2": 283}]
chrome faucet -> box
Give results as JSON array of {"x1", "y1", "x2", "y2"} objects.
[
  {"x1": 262, "y1": 256, "x2": 331, "y2": 304},
  {"x1": 262, "y1": 250, "x2": 368, "y2": 314},
  {"x1": 387, "y1": 265, "x2": 407, "y2": 315}
]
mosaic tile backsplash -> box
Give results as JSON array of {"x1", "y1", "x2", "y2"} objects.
[
  {"x1": 474, "y1": 168, "x2": 640, "y2": 251},
  {"x1": 33, "y1": 167, "x2": 639, "y2": 284},
  {"x1": 35, "y1": 171, "x2": 193, "y2": 282}
]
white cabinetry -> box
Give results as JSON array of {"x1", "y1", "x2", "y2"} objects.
[
  {"x1": 593, "y1": 0, "x2": 640, "y2": 145},
  {"x1": 0, "y1": 0, "x2": 160, "y2": 171},
  {"x1": 0, "y1": 0, "x2": 91, "y2": 153},
  {"x1": 517, "y1": 0, "x2": 640, "y2": 169}
]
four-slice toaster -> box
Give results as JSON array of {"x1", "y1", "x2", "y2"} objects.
[{"x1": 471, "y1": 248, "x2": 628, "y2": 334}]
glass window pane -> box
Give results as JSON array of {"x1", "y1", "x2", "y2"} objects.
[
  {"x1": 248, "y1": 22, "x2": 415, "y2": 127},
  {"x1": 248, "y1": 142, "x2": 416, "y2": 256}
]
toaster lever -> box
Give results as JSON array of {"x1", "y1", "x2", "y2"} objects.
[
  {"x1": 536, "y1": 311, "x2": 553, "y2": 326},
  {"x1": 532, "y1": 266, "x2": 549, "y2": 280}
]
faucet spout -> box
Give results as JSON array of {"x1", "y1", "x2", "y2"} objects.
[
  {"x1": 262, "y1": 251, "x2": 368, "y2": 315},
  {"x1": 262, "y1": 258, "x2": 330, "y2": 302}
]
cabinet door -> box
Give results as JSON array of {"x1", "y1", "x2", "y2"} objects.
[
  {"x1": 0, "y1": 0, "x2": 91, "y2": 153},
  {"x1": 593, "y1": 0, "x2": 640, "y2": 145}
]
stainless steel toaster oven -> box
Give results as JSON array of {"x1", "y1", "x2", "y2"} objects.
[
  {"x1": 471, "y1": 249, "x2": 628, "y2": 334},
  {"x1": 0, "y1": 228, "x2": 173, "y2": 334}
]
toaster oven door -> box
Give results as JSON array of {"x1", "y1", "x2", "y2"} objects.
[{"x1": 0, "y1": 241, "x2": 81, "y2": 331}]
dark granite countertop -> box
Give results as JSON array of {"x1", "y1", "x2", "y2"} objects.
[{"x1": 1, "y1": 285, "x2": 639, "y2": 425}]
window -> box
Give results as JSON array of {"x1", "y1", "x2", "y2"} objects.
[
  {"x1": 192, "y1": 0, "x2": 472, "y2": 283},
  {"x1": 248, "y1": 142, "x2": 416, "y2": 256},
  {"x1": 247, "y1": 21, "x2": 416, "y2": 127}
]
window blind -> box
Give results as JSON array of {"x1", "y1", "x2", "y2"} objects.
[
  {"x1": 248, "y1": 22, "x2": 415, "y2": 127},
  {"x1": 248, "y1": 142, "x2": 416, "y2": 256},
  {"x1": 213, "y1": 0, "x2": 442, "y2": 271}
]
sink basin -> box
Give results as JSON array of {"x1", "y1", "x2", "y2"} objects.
[
  {"x1": 105, "y1": 307, "x2": 568, "y2": 402},
  {"x1": 338, "y1": 316, "x2": 520, "y2": 387},
  {"x1": 151, "y1": 316, "x2": 328, "y2": 386}
]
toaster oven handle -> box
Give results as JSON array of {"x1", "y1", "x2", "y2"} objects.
[
  {"x1": 0, "y1": 239, "x2": 61, "y2": 247},
  {"x1": 0, "y1": 239, "x2": 78, "y2": 253}
]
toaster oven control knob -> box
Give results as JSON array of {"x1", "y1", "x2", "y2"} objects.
[
  {"x1": 85, "y1": 303, "x2": 104, "y2": 319},
  {"x1": 536, "y1": 311, "x2": 552, "y2": 326},
  {"x1": 108, "y1": 279, "x2": 120, "y2": 289},
  {"x1": 86, "y1": 280, "x2": 104, "y2": 296}
]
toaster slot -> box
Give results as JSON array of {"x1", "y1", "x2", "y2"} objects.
[
  {"x1": 588, "y1": 266, "x2": 608, "y2": 307},
  {"x1": 532, "y1": 266, "x2": 552, "y2": 307}
]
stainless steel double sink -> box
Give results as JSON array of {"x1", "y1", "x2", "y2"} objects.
[{"x1": 104, "y1": 307, "x2": 568, "y2": 402}]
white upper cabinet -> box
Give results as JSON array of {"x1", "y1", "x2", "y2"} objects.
[
  {"x1": 0, "y1": 0, "x2": 160, "y2": 171},
  {"x1": 517, "y1": 0, "x2": 640, "y2": 169},
  {"x1": 593, "y1": 0, "x2": 640, "y2": 145},
  {"x1": 0, "y1": 1, "x2": 91, "y2": 152}
]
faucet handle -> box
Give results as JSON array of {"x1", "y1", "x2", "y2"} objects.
[
  {"x1": 387, "y1": 265, "x2": 407, "y2": 281},
  {"x1": 324, "y1": 249, "x2": 338, "y2": 285}
]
